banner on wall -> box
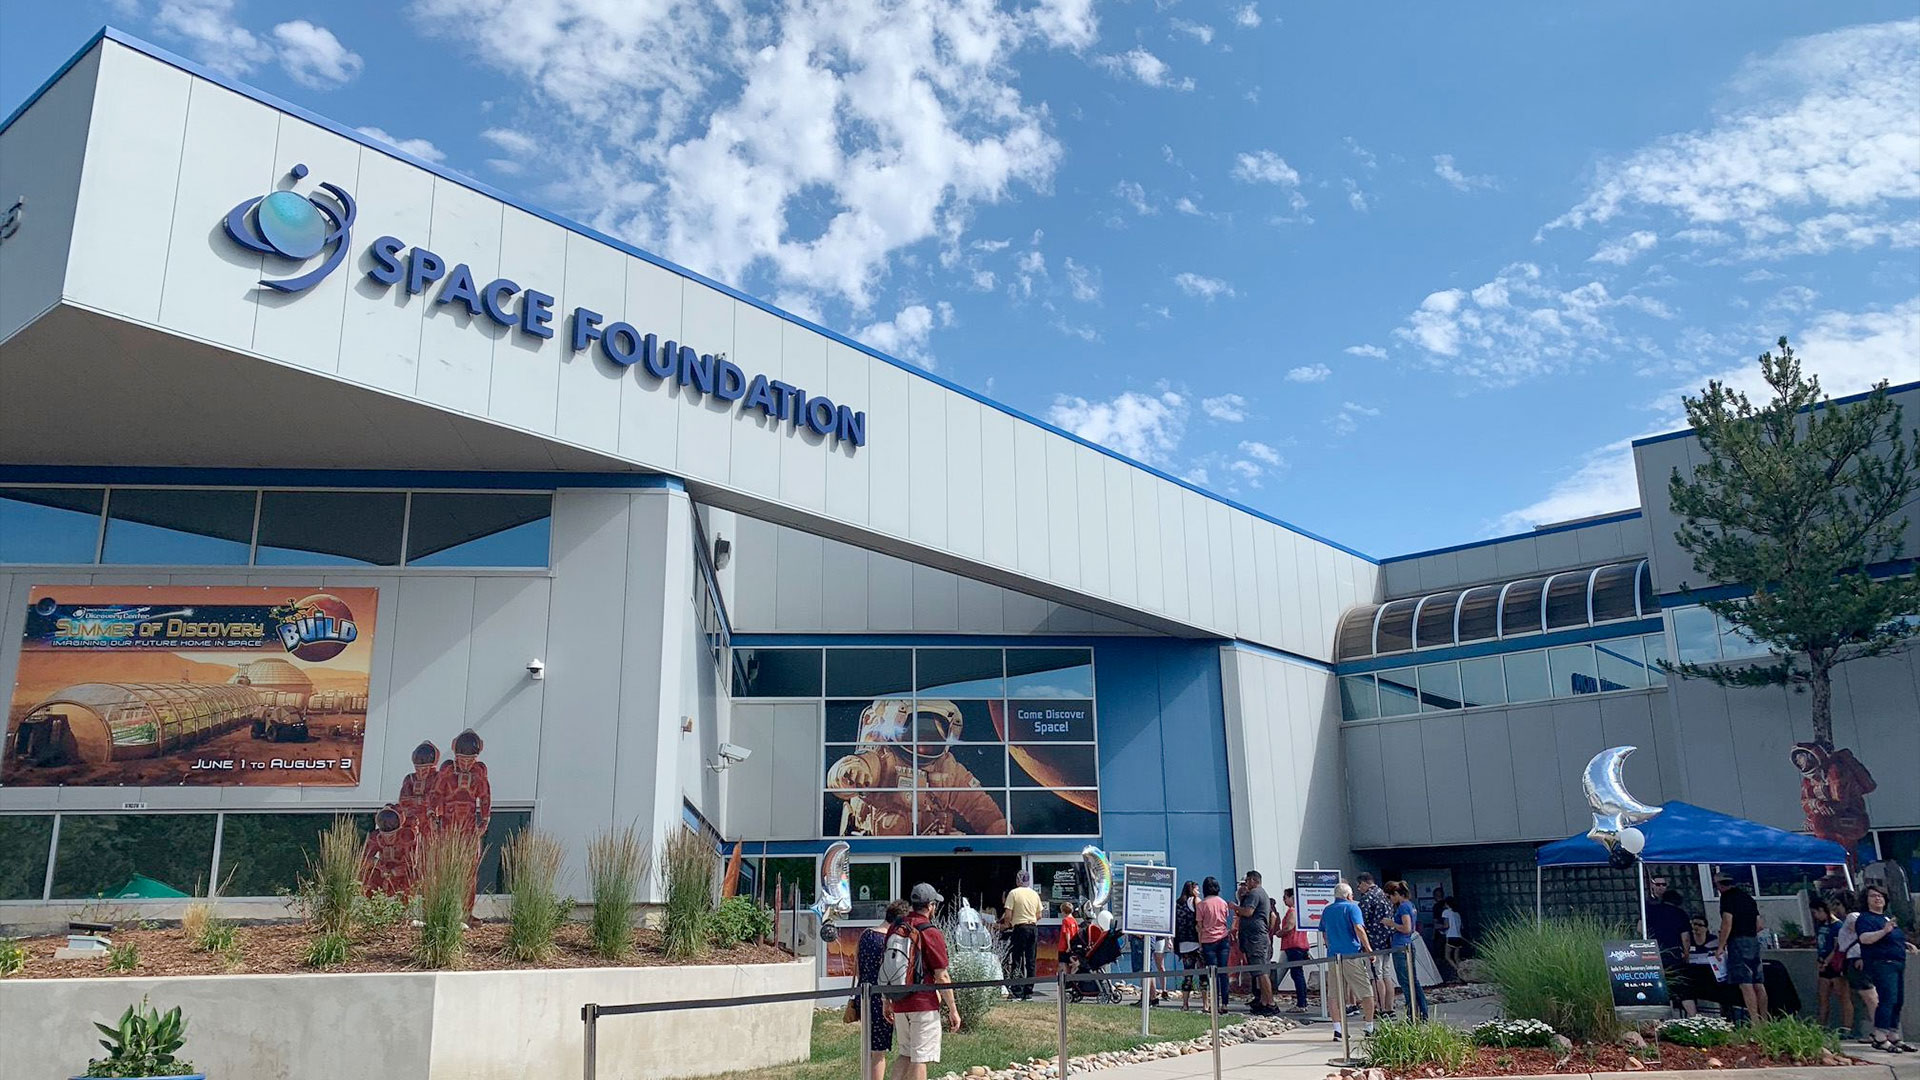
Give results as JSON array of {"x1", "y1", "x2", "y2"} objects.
[
  {"x1": 4, "y1": 585, "x2": 378, "y2": 787},
  {"x1": 822, "y1": 698, "x2": 1100, "y2": 837}
]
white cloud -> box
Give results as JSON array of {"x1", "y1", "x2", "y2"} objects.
[
  {"x1": 1433, "y1": 153, "x2": 1495, "y2": 192},
  {"x1": 1343, "y1": 344, "x2": 1387, "y2": 360},
  {"x1": 357, "y1": 126, "x2": 447, "y2": 163},
  {"x1": 1392, "y1": 262, "x2": 1670, "y2": 383},
  {"x1": 1345, "y1": 136, "x2": 1377, "y2": 171},
  {"x1": 482, "y1": 128, "x2": 542, "y2": 158},
  {"x1": 1285, "y1": 363, "x2": 1331, "y2": 383},
  {"x1": 1489, "y1": 438, "x2": 1642, "y2": 535},
  {"x1": 1064, "y1": 257, "x2": 1100, "y2": 302},
  {"x1": 414, "y1": 0, "x2": 1083, "y2": 311},
  {"x1": 1047, "y1": 389, "x2": 1187, "y2": 463},
  {"x1": 1096, "y1": 47, "x2": 1195, "y2": 91},
  {"x1": 1173, "y1": 272, "x2": 1236, "y2": 300},
  {"x1": 1344, "y1": 178, "x2": 1369, "y2": 212},
  {"x1": 1114, "y1": 180, "x2": 1155, "y2": 215},
  {"x1": 1548, "y1": 19, "x2": 1920, "y2": 257},
  {"x1": 1170, "y1": 18, "x2": 1214, "y2": 44},
  {"x1": 1231, "y1": 150, "x2": 1308, "y2": 213},
  {"x1": 1590, "y1": 230, "x2": 1660, "y2": 265},
  {"x1": 146, "y1": 3, "x2": 364, "y2": 89},
  {"x1": 1200, "y1": 393, "x2": 1248, "y2": 422},
  {"x1": 1239, "y1": 439, "x2": 1283, "y2": 465},
  {"x1": 1329, "y1": 400, "x2": 1379, "y2": 437},
  {"x1": 974, "y1": 238, "x2": 1012, "y2": 253},
  {"x1": 1232, "y1": 3, "x2": 1261, "y2": 28},
  {"x1": 1174, "y1": 196, "x2": 1203, "y2": 216},
  {"x1": 856, "y1": 303, "x2": 940, "y2": 367},
  {"x1": 271, "y1": 21, "x2": 362, "y2": 88},
  {"x1": 970, "y1": 269, "x2": 997, "y2": 291}
]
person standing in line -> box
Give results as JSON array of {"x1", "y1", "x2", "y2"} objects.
[
  {"x1": 1811, "y1": 897, "x2": 1853, "y2": 1036},
  {"x1": 885, "y1": 884, "x2": 960, "y2": 1080},
  {"x1": 1354, "y1": 873, "x2": 1396, "y2": 1015},
  {"x1": 1428, "y1": 888, "x2": 1454, "y2": 983},
  {"x1": 1175, "y1": 881, "x2": 1204, "y2": 1011},
  {"x1": 1856, "y1": 884, "x2": 1918, "y2": 1053},
  {"x1": 1278, "y1": 887, "x2": 1312, "y2": 1013},
  {"x1": 1236, "y1": 870, "x2": 1278, "y2": 1016},
  {"x1": 1001, "y1": 871, "x2": 1042, "y2": 1001},
  {"x1": 1441, "y1": 897, "x2": 1466, "y2": 976},
  {"x1": 1196, "y1": 877, "x2": 1234, "y2": 1010},
  {"x1": 1386, "y1": 881, "x2": 1430, "y2": 1020},
  {"x1": 856, "y1": 900, "x2": 911, "y2": 1080},
  {"x1": 1320, "y1": 882, "x2": 1376, "y2": 1041},
  {"x1": 1057, "y1": 902, "x2": 1079, "y2": 982},
  {"x1": 1715, "y1": 873, "x2": 1768, "y2": 1022},
  {"x1": 1648, "y1": 890, "x2": 1695, "y2": 1015},
  {"x1": 1649, "y1": 874, "x2": 1670, "y2": 905}
]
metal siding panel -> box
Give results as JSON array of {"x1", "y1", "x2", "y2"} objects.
[
  {"x1": 1377, "y1": 718, "x2": 1434, "y2": 845},
  {"x1": 156, "y1": 80, "x2": 280, "y2": 349},
  {"x1": 552, "y1": 230, "x2": 628, "y2": 453},
  {"x1": 1001, "y1": 588, "x2": 1049, "y2": 633},
  {"x1": 867, "y1": 362, "x2": 912, "y2": 538},
  {"x1": 911, "y1": 564, "x2": 960, "y2": 632},
  {"x1": 816, "y1": 340, "x2": 865, "y2": 518},
  {"x1": 382, "y1": 575, "x2": 478, "y2": 798},
  {"x1": 729, "y1": 515, "x2": 779, "y2": 632},
  {"x1": 945, "y1": 395, "x2": 985, "y2": 560},
  {"x1": 1173, "y1": 489, "x2": 1207, "y2": 626},
  {"x1": 1343, "y1": 723, "x2": 1391, "y2": 848},
  {"x1": 1252, "y1": 524, "x2": 1282, "y2": 646},
  {"x1": 414, "y1": 181, "x2": 506, "y2": 417},
  {"x1": 1597, "y1": 693, "x2": 1665, "y2": 806},
  {"x1": 1725, "y1": 681, "x2": 1801, "y2": 829},
  {"x1": 866, "y1": 551, "x2": 914, "y2": 631},
  {"x1": 1634, "y1": 438, "x2": 1692, "y2": 593},
  {"x1": 1550, "y1": 701, "x2": 1608, "y2": 832},
  {"x1": 1668, "y1": 679, "x2": 1744, "y2": 818},
  {"x1": 1230, "y1": 514, "x2": 1260, "y2": 643},
  {"x1": 978, "y1": 409, "x2": 1018, "y2": 570},
  {"x1": 1102, "y1": 457, "x2": 1137, "y2": 607},
  {"x1": 1075, "y1": 447, "x2": 1111, "y2": 598},
  {"x1": 1454, "y1": 544, "x2": 1499, "y2": 589},
  {"x1": 486, "y1": 207, "x2": 566, "y2": 436},
  {"x1": 1131, "y1": 470, "x2": 1165, "y2": 612},
  {"x1": 1291, "y1": 535, "x2": 1324, "y2": 656},
  {"x1": 1505, "y1": 704, "x2": 1569, "y2": 839},
  {"x1": 615, "y1": 258, "x2": 685, "y2": 465},
  {"x1": 773, "y1": 526, "x2": 825, "y2": 631},
  {"x1": 1311, "y1": 544, "x2": 1342, "y2": 660},
  {"x1": 1045, "y1": 438, "x2": 1081, "y2": 589},
  {"x1": 249, "y1": 116, "x2": 361, "y2": 375},
  {"x1": 907, "y1": 378, "x2": 948, "y2": 547},
  {"x1": 1492, "y1": 538, "x2": 1542, "y2": 580},
  {"x1": 336, "y1": 147, "x2": 436, "y2": 395},
  {"x1": 1206, "y1": 500, "x2": 1237, "y2": 633},
  {"x1": 1838, "y1": 654, "x2": 1920, "y2": 827},
  {"x1": 770, "y1": 704, "x2": 820, "y2": 840},
  {"x1": 62, "y1": 47, "x2": 172, "y2": 325},
  {"x1": 819, "y1": 535, "x2": 870, "y2": 632},
  {"x1": 1420, "y1": 714, "x2": 1475, "y2": 843},
  {"x1": 955, "y1": 575, "x2": 1006, "y2": 633},
  {"x1": 1575, "y1": 521, "x2": 1627, "y2": 566},
  {"x1": 1534, "y1": 529, "x2": 1583, "y2": 575},
  {"x1": 1273, "y1": 531, "x2": 1306, "y2": 656},
  {"x1": 1460, "y1": 711, "x2": 1523, "y2": 840},
  {"x1": 673, "y1": 282, "x2": 737, "y2": 483},
  {"x1": 1012, "y1": 421, "x2": 1051, "y2": 576},
  {"x1": 730, "y1": 305, "x2": 787, "y2": 496},
  {"x1": 462, "y1": 577, "x2": 552, "y2": 804},
  {"x1": 726, "y1": 706, "x2": 776, "y2": 839}
]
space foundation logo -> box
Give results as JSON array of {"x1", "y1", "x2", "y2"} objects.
[{"x1": 223, "y1": 164, "x2": 356, "y2": 293}]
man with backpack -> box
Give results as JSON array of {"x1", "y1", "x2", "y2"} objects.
[{"x1": 879, "y1": 883, "x2": 960, "y2": 1078}]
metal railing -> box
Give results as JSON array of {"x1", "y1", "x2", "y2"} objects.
[{"x1": 579, "y1": 942, "x2": 1423, "y2": 1079}]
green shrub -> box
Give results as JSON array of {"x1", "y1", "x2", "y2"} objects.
[
  {"x1": 354, "y1": 890, "x2": 409, "y2": 932},
  {"x1": 659, "y1": 829, "x2": 715, "y2": 961},
  {"x1": 415, "y1": 825, "x2": 478, "y2": 969},
  {"x1": 195, "y1": 921, "x2": 238, "y2": 957},
  {"x1": 83, "y1": 997, "x2": 195, "y2": 1078},
  {"x1": 106, "y1": 943, "x2": 139, "y2": 973},
  {"x1": 1363, "y1": 1017, "x2": 1475, "y2": 1072},
  {"x1": 586, "y1": 825, "x2": 648, "y2": 961},
  {"x1": 503, "y1": 828, "x2": 571, "y2": 962},
  {"x1": 1478, "y1": 916, "x2": 1622, "y2": 1042},
  {"x1": 1749, "y1": 1015, "x2": 1837, "y2": 1062},
  {"x1": 304, "y1": 932, "x2": 350, "y2": 969},
  {"x1": 709, "y1": 895, "x2": 775, "y2": 949},
  {"x1": 1660, "y1": 1016, "x2": 1735, "y2": 1048},
  {"x1": 0, "y1": 938, "x2": 25, "y2": 976},
  {"x1": 948, "y1": 945, "x2": 1001, "y2": 1032},
  {"x1": 296, "y1": 816, "x2": 365, "y2": 941},
  {"x1": 1471, "y1": 1018, "x2": 1557, "y2": 1048}
]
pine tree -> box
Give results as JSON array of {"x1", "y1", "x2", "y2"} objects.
[{"x1": 1664, "y1": 337, "x2": 1920, "y2": 745}]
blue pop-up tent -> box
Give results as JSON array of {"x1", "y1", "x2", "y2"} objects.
[{"x1": 1534, "y1": 801, "x2": 1850, "y2": 932}]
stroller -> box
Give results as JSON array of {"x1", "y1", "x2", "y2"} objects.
[{"x1": 1067, "y1": 926, "x2": 1127, "y2": 1004}]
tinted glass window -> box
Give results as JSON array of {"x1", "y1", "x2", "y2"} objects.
[
  {"x1": 1590, "y1": 563, "x2": 1641, "y2": 622},
  {"x1": 1375, "y1": 600, "x2": 1416, "y2": 653},
  {"x1": 477, "y1": 810, "x2": 532, "y2": 895},
  {"x1": 1638, "y1": 563, "x2": 1658, "y2": 615},
  {"x1": 1548, "y1": 645, "x2": 1600, "y2": 697},
  {"x1": 1643, "y1": 634, "x2": 1670, "y2": 676},
  {"x1": 0, "y1": 814, "x2": 54, "y2": 900},
  {"x1": 1456, "y1": 586, "x2": 1501, "y2": 643},
  {"x1": 1337, "y1": 606, "x2": 1380, "y2": 659},
  {"x1": 1414, "y1": 593, "x2": 1459, "y2": 649},
  {"x1": 406, "y1": 493, "x2": 551, "y2": 567},
  {"x1": 0, "y1": 488, "x2": 102, "y2": 564},
  {"x1": 731, "y1": 648, "x2": 823, "y2": 697},
  {"x1": 1718, "y1": 611, "x2": 1770, "y2": 660},
  {"x1": 1458, "y1": 657, "x2": 1506, "y2": 709},
  {"x1": 1376, "y1": 669, "x2": 1419, "y2": 716},
  {"x1": 219, "y1": 812, "x2": 375, "y2": 897},
  {"x1": 916, "y1": 648, "x2": 1005, "y2": 697},
  {"x1": 102, "y1": 489, "x2": 255, "y2": 565},
  {"x1": 1670, "y1": 606, "x2": 1720, "y2": 664},
  {"x1": 1005, "y1": 648, "x2": 1094, "y2": 697},
  {"x1": 1501, "y1": 579, "x2": 1545, "y2": 636},
  {"x1": 1595, "y1": 637, "x2": 1649, "y2": 691},
  {"x1": 1417, "y1": 662, "x2": 1462, "y2": 711},
  {"x1": 255, "y1": 491, "x2": 406, "y2": 566},
  {"x1": 826, "y1": 648, "x2": 913, "y2": 697},
  {"x1": 52, "y1": 813, "x2": 216, "y2": 898},
  {"x1": 1504, "y1": 651, "x2": 1552, "y2": 703},
  {"x1": 1339, "y1": 675, "x2": 1379, "y2": 720},
  {"x1": 1543, "y1": 572, "x2": 1590, "y2": 630}
]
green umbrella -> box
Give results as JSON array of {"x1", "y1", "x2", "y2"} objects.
[{"x1": 108, "y1": 874, "x2": 191, "y2": 899}]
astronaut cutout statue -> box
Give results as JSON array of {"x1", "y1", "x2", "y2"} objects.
[{"x1": 826, "y1": 700, "x2": 1008, "y2": 836}]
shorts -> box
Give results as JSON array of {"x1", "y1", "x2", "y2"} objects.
[
  {"x1": 1329, "y1": 955, "x2": 1370, "y2": 1001},
  {"x1": 1241, "y1": 934, "x2": 1272, "y2": 965},
  {"x1": 1724, "y1": 937, "x2": 1762, "y2": 986},
  {"x1": 895, "y1": 1009, "x2": 942, "y2": 1063},
  {"x1": 1845, "y1": 963, "x2": 1872, "y2": 991},
  {"x1": 1368, "y1": 955, "x2": 1392, "y2": 982}
]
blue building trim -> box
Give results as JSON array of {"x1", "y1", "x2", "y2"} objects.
[
  {"x1": 1631, "y1": 379, "x2": 1920, "y2": 448},
  {"x1": 1335, "y1": 617, "x2": 1665, "y2": 674},
  {"x1": 1656, "y1": 558, "x2": 1918, "y2": 607},
  {"x1": 1219, "y1": 639, "x2": 1336, "y2": 673},
  {"x1": 0, "y1": 465, "x2": 683, "y2": 491},
  {"x1": 0, "y1": 27, "x2": 1376, "y2": 567},
  {"x1": 1382, "y1": 510, "x2": 1644, "y2": 564}
]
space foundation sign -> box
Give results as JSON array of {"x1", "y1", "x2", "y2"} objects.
[{"x1": 225, "y1": 166, "x2": 867, "y2": 450}]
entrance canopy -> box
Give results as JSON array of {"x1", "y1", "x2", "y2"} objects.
[{"x1": 1537, "y1": 801, "x2": 1848, "y2": 868}]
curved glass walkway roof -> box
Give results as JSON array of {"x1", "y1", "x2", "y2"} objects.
[{"x1": 1336, "y1": 559, "x2": 1658, "y2": 661}]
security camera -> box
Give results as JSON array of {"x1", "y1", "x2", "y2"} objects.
[
  {"x1": 718, "y1": 742, "x2": 751, "y2": 764},
  {"x1": 526, "y1": 658, "x2": 546, "y2": 680}
]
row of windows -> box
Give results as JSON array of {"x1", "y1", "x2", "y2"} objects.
[
  {"x1": 1336, "y1": 561, "x2": 1657, "y2": 660},
  {"x1": 731, "y1": 646, "x2": 1096, "y2": 700},
  {"x1": 0, "y1": 810, "x2": 531, "y2": 902},
  {"x1": 1339, "y1": 633, "x2": 1668, "y2": 720},
  {"x1": 1668, "y1": 605, "x2": 1773, "y2": 665},
  {"x1": 0, "y1": 487, "x2": 553, "y2": 568}
]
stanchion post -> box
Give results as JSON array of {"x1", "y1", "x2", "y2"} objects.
[
  {"x1": 1334, "y1": 957, "x2": 1354, "y2": 1065},
  {"x1": 581, "y1": 1003, "x2": 598, "y2": 1080},
  {"x1": 859, "y1": 982, "x2": 873, "y2": 1080},
  {"x1": 1208, "y1": 965, "x2": 1221, "y2": 1080},
  {"x1": 1404, "y1": 945, "x2": 1415, "y2": 1022},
  {"x1": 1057, "y1": 968, "x2": 1070, "y2": 1080}
]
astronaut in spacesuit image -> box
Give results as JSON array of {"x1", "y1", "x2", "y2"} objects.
[{"x1": 827, "y1": 699, "x2": 1008, "y2": 836}]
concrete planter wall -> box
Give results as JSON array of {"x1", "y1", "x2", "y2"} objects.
[{"x1": 0, "y1": 959, "x2": 813, "y2": 1080}]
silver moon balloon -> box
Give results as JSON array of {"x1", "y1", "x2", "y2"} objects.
[
  {"x1": 1081, "y1": 845, "x2": 1112, "y2": 913},
  {"x1": 1584, "y1": 745, "x2": 1662, "y2": 850},
  {"x1": 812, "y1": 840, "x2": 852, "y2": 923}
]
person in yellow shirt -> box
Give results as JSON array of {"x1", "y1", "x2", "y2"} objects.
[{"x1": 1001, "y1": 871, "x2": 1043, "y2": 1000}]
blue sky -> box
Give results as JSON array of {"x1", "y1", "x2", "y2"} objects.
[{"x1": 6, "y1": 3, "x2": 1917, "y2": 559}]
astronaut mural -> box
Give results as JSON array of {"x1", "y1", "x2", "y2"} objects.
[
  {"x1": 824, "y1": 698, "x2": 1099, "y2": 837},
  {"x1": 359, "y1": 728, "x2": 492, "y2": 905},
  {"x1": 1791, "y1": 741, "x2": 1877, "y2": 855}
]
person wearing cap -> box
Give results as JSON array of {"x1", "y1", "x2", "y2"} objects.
[
  {"x1": 1002, "y1": 871, "x2": 1042, "y2": 1001},
  {"x1": 886, "y1": 883, "x2": 959, "y2": 1079}
]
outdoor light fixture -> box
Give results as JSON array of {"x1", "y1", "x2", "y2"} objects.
[{"x1": 713, "y1": 535, "x2": 732, "y2": 570}]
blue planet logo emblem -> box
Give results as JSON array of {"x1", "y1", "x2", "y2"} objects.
[{"x1": 223, "y1": 164, "x2": 356, "y2": 293}]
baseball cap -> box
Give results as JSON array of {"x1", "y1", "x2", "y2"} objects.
[{"x1": 910, "y1": 882, "x2": 944, "y2": 906}]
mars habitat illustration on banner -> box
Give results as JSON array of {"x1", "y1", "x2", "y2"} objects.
[{"x1": 4, "y1": 585, "x2": 378, "y2": 787}]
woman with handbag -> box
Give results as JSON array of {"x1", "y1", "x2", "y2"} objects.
[
  {"x1": 851, "y1": 900, "x2": 911, "y2": 1080},
  {"x1": 1278, "y1": 888, "x2": 1312, "y2": 1013},
  {"x1": 1813, "y1": 897, "x2": 1852, "y2": 1035}
]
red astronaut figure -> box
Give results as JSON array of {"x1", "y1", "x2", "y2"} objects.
[
  {"x1": 1792, "y1": 741, "x2": 1877, "y2": 852},
  {"x1": 359, "y1": 805, "x2": 414, "y2": 899},
  {"x1": 826, "y1": 700, "x2": 1007, "y2": 837},
  {"x1": 397, "y1": 740, "x2": 441, "y2": 837},
  {"x1": 431, "y1": 729, "x2": 491, "y2": 909}
]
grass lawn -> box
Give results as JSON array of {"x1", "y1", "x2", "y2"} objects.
[{"x1": 718, "y1": 1001, "x2": 1221, "y2": 1080}]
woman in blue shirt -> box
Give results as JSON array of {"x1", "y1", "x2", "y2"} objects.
[
  {"x1": 1386, "y1": 881, "x2": 1430, "y2": 1020},
  {"x1": 1856, "y1": 885, "x2": 1918, "y2": 1053}
]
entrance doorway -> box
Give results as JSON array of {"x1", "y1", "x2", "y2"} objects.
[{"x1": 898, "y1": 854, "x2": 1023, "y2": 917}]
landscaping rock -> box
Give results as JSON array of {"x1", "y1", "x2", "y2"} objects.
[{"x1": 931, "y1": 1016, "x2": 1297, "y2": 1080}]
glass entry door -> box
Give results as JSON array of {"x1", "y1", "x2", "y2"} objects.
[{"x1": 847, "y1": 856, "x2": 895, "y2": 922}]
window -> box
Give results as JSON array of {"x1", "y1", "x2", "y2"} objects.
[
  {"x1": 1548, "y1": 645, "x2": 1600, "y2": 697},
  {"x1": 1670, "y1": 606, "x2": 1721, "y2": 664},
  {"x1": 0, "y1": 815, "x2": 54, "y2": 900},
  {"x1": 254, "y1": 491, "x2": 406, "y2": 566},
  {"x1": 1718, "y1": 610, "x2": 1770, "y2": 661},
  {"x1": 1336, "y1": 606, "x2": 1379, "y2": 660},
  {"x1": 732, "y1": 648, "x2": 823, "y2": 697},
  {"x1": 476, "y1": 811, "x2": 533, "y2": 895},
  {"x1": 1417, "y1": 662, "x2": 1462, "y2": 711},
  {"x1": 51, "y1": 814, "x2": 217, "y2": 899},
  {"x1": 1543, "y1": 573, "x2": 1589, "y2": 631},
  {"x1": 102, "y1": 488, "x2": 255, "y2": 565},
  {"x1": 1504, "y1": 651, "x2": 1552, "y2": 703},
  {"x1": 1340, "y1": 675, "x2": 1380, "y2": 720},
  {"x1": 218, "y1": 813, "x2": 375, "y2": 897},
  {"x1": 1458, "y1": 657, "x2": 1506, "y2": 709},
  {"x1": 1006, "y1": 648, "x2": 1095, "y2": 697},
  {"x1": 1456, "y1": 586, "x2": 1501, "y2": 643},
  {"x1": 916, "y1": 648, "x2": 1006, "y2": 698},
  {"x1": 1501, "y1": 579, "x2": 1545, "y2": 636},
  {"x1": 826, "y1": 648, "x2": 912, "y2": 697},
  {"x1": 759, "y1": 856, "x2": 817, "y2": 905},
  {"x1": 1595, "y1": 637, "x2": 1649, "y2": 691},
  {"x1": 0, "y1": 488, "x2": 102, "y2": 563},
  {"x1": 1643, "y1": 634, "x2": 1670, "y2": 677},
  {"x1": 1590, "y1": 563, "x2": 1641, "y2": 622},
  {"x1": 1375, "y1": 600, "x2": 1417, "y2": 653},
  {"x1": 1376, "y1": 670, "x2": 1419, "y2": 716},
  {"x1": 405, "y1": 493, "x2": 551, "y2": 567},
  {"x1": 1414, "y1": 593, "x2": 1460, "y2": 649}
]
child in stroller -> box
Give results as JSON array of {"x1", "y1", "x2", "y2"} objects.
[{"x1": 1067, "y1": 922, "x2": 1128, "y2": 1004}]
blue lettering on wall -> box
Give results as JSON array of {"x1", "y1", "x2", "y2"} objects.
[{"x1": 439, "y1": 264, "x2": 483, "y2": 314}]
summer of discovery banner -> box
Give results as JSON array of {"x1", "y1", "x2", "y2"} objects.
[{"x1": 5, "y1": 585, "x2": 378, "y2": 787}]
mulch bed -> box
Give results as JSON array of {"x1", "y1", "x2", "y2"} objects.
[
  {"x1": 1362, "y1": 1041, "x2": 1862, "y2": 1078},
  {"x1": 7, "y1": 921, "x2": 793, "y2": 979}
]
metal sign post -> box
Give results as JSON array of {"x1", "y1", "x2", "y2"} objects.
[
  {"x1": 1295, "y1": 867, "x2": 1340, "y2": 1024},
  {"x1": 1120, "y1": 863, "x2": 1177, "y2": 1037}
]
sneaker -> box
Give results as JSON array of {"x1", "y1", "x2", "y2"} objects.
[
  {"x1": 1332, "y1": 1026, "x2": 1343, "y2": 1041},
  {"x1": 1364, "y1": 1023, "x2": 1376, "y2": 1036}
]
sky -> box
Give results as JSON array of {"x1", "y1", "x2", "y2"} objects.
[{"x1": 5, "y1": 2, "x2": 1917, "y2": 559}]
